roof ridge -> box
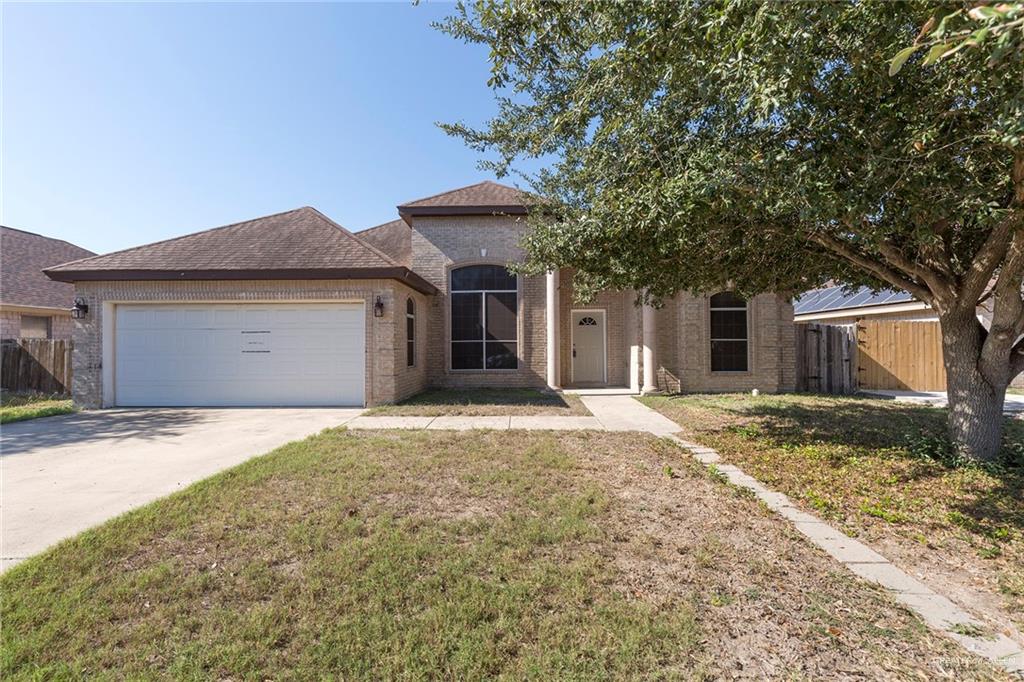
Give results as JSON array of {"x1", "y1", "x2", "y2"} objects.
[
  {"x1": 1, "y1": 225, "x2": 96, "y2": 255},
  {"x1": 302, "y1": 207, "x2": 404, "y2": 269},
  {"x1": 397, "y1": 180, "x2": 506, "y2": 208},
  {"x1": 46, "y1": 206, "x2": 313, "y2": 271},
  {"x1": 358, "y1": 217, "x2": 408, "y2": 235}
]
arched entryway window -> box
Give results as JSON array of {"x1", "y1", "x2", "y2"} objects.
[{"x1": 450, "y1": 265, "x2": 518, "y2": 370}]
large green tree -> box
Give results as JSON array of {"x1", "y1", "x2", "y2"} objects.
[{"x1": 439, "y1": 0, "x2": 1024, "y2": 461}]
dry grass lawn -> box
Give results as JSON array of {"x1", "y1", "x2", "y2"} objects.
[
  {"x1": 641, "y1": 392, "x2": 1024, "y2": 645},
  {"x1": 1, "y1": 429, "x2": 1006, "y2": 679},
  {"x1": 365, "y1": 388, "x2": 590, "y2": 416}
]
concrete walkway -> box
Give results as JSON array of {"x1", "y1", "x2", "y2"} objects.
[
  {"x1": 345, "y1": 414, "x2": 604, "y2": 430},
  {"x1": 1, "y1": 407, "x2": 364, "y2": 571}
]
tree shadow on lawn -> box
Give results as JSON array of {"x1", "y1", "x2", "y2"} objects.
[{"x1": 704, "y1": 394, "x2": 1024, "y2": 540}]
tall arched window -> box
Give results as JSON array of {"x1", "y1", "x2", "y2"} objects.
[
  {"x1": 710, "y1": 292, "x2": 748, "y2": 372},
  {"x1": 450, "y1": 264, "x2": 518, "y2": 370},
  {"x1": 406, "y1": 298, "x2": 416, "y2": 367}
]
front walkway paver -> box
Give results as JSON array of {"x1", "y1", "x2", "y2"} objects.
[
  {"x1": 345, "y1": 414, "x2": 605, "y2": 431},
  {"x1": 346, "y1": 416, "x2": 436, "y2": 430},
  {"x1": 578, "y1": 393, "x2": 679, "y2": 434}
]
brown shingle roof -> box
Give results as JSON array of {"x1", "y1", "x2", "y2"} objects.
[
  {"x1": 1, "y1": 226, "x2": 95, "y2": 310},
  {"x1": 357, "y1": 219, "x2": 411, "y2": 267},
  {"x1": 44, "y1": 207, "x2": 436, "y2": 295},
  {"x1": 397, "y1": 181, "x2": 531, "y2": 218}
]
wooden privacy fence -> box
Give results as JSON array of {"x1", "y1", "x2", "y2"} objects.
[
  {"x1": 796, "y1": 320, "x2": 948, "y2": 394},
  {"x1": 0, "y1": 338, "x2": 73, "y2": 394},
  {"x1": 795, "y1": 323, "x2": 857, "y2": 394},
  {"x1": 856, "y1": 320, "x2": 946, "y2": 391}
]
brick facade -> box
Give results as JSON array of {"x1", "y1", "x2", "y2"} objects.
[
  {"x1": 68, "y1": 279, "x2": 425, "y2": 408},
  {"x1": 410, "y1": 215, "x2": 547, "y2": 389},
  {"x1": 66, "y1": 214, "x2": 797, "y2": 408}
]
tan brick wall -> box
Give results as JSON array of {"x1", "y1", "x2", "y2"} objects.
[
  {"x1": 667, "y1": 291, "x2": 795, "y2": 393},
  {"x1": 69, "y1": 279, "x2": 424, "y2": 409},
  {"x1": 0, "y1": 310, "x2": 74, "y2": 340},
  {"x1": 410, "y1": 215, "x2": 546, "y2": 389},
  {"x1": 0, "y1": 311, "x2": 20, "y2": 338}
]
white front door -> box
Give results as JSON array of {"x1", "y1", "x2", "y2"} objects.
[
  {"x1": 571, "y1": 310, "x2": 606, "y2": 384},
  {"x1": 114, "y1": 303, "x2": 365, "y2": 406}
]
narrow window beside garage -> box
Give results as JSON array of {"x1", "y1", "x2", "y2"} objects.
[
  {"x1": 406, "y1": 298, "x2": 416, "y2": 367},
  {"x1": 710, "y1": 292, "x2": 748, "y2": 372},
  {"x1": 450, "y1": 264, "x2": 518, "y2": 370}
]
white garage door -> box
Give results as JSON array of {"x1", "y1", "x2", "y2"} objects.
[{"x1": 114, "y1": 303, "x2": 365, "y2": 407}]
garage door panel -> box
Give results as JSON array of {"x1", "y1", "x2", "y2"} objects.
[{"x1": 115, "y1": 303, "x2": 365, "y2": 406}]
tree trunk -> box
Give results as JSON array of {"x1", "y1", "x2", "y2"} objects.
[{"x1": 940, "y1": 310, "x2": 1009, "y2": 462}]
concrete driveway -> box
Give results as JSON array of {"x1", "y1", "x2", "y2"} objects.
[{"x1": 1, "y1": 407, "x2": 363, "y2": 571}]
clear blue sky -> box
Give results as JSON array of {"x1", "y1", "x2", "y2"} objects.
[{"x1": 2, "y1": 1, "x2": 522, "y2": 255}]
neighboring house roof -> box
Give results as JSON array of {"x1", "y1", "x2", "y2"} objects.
[
  {"x1": 357, "y1": 218, "x2": 411, "y2": 268},
  {"x1": 44, "y1": 207, "x2": 437, "y2": 295},
  {"x1": 397, "y1": 180, "x2": 531, "y2": 219},
  {"x1": 794, "y1": 284, "x2": 918, "y2": 316},
  {"x1": 1, "y1": 226, "x2": 96, "y2": 311}
]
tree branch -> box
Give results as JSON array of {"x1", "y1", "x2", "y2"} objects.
[
  {"x1": 812, "y1": 232, "x2": 932, "y2": 303},
  {"x1": 965, "y1": 153, "x2": 1024, "y2": 303},
  {"x1": 876, "y1": 239, "x2": 954, "y2": 301},
  {"x1": 1011, "y1": 336, "x2": 1024, "y2": 379}
]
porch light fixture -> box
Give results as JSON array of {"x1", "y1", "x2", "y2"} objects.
[
  {"x1": 71, "y1": 297, "x2": 89, "y2": 319},
  {"x1": 373, "y1": 296, "x2": 385, "y2": 317}
]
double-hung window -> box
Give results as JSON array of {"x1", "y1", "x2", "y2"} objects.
[
  {"x1": 710, "y1": 292, "x2": 748, "y2": 372},
  {"x1": 450, "y1": 265, "x2": 518, "y2": 370}
]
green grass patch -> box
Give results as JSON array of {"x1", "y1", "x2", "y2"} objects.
[
  {"x1": 365, "y1": 388, "x2": 590, "y2": 416},
  {"x1": 0, "y1": 392, "x2": 74, "y2": 424}
]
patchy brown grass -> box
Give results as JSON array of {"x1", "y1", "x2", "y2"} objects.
[
  {"x1": 1, "y1": 429, "x2": 1004, "y2": 679},
  {"x1": 365, "y1": 388, "x2": 591, "y2": 416},
  {"x1": 641, "y1": 392, "x2": 1024, "y2": 644}
]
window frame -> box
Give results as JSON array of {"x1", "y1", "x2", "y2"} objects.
[
  {"x1": 448, "y1": 265, "x2": 519, "y2": 372},
  {"x1": 406, "y1": 297, "x2": 416, "y2": 368},
  {"x1": 20, "y1": 314, "x2": 52, "y2": 339},
  {"x1": 708, "y1": 292, "x2": 750, "y2": 373}
]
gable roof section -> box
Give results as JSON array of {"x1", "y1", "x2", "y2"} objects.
[
  {"x1": 1, "y1": 226, "x2": 96, "y2": 310},
  {"x1": 397, "y1": 180, "x2": 531, "y2": 219},
  {"x1": 44, "y1": 207, "x2": 437, "y2": 295},
  {"x1": 794, "y1": 284, "x2": 917, "y2": 316},
  {"x1": 357, "y1": 218, "x2": 411, "y2": 267}
]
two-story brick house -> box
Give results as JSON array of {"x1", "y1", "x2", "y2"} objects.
[{"x1": 45, "y1": 181, "x2": 795, "y2": 408}]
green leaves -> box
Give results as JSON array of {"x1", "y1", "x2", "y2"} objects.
[{"x1": 889, "y1": 45, "x2": 919, "y2": 75}]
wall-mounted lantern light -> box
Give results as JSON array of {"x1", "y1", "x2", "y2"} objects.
[
  {"x1": 373, "y1": 296, "x2": 385, "y2": 318},
  {"x1": 71, "y1": 297, "x2": 89, "y2": 319}
]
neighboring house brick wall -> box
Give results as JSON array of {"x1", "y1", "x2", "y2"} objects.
[
  {"x1": 0, "y1": 310, "x2": 73, "y2": 340},
  {"x1": 69, "y1": 279, "x2": 420, "y2": 408},
  {"x1": 0, "y1": 311, "x2": 20, "y2": 338},
  {"x1": 410, "y1": 215, "x2": 547, "y2": 389}
]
